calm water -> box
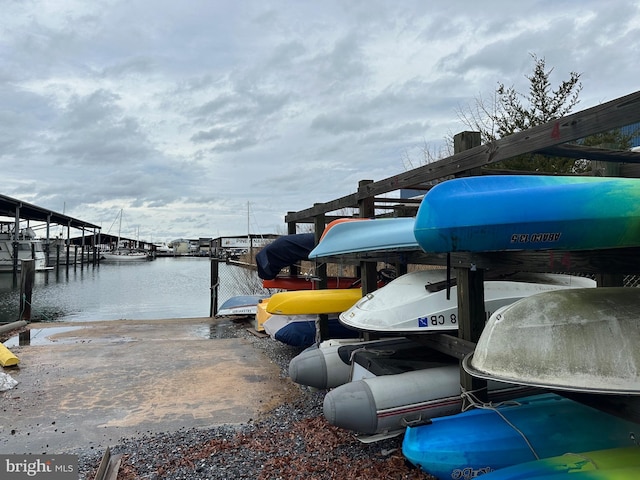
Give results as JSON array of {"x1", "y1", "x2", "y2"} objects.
[{"x1": 0, "y1": 257, "x2": 217, "y2": 323}]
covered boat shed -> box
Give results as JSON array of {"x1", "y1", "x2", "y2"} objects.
[
  {"x1": 0, "y1": 193, "x2": 102, "y2": 266},
  {"x1": 0, "y1": 193, "x2": 101, "y2": 239}
]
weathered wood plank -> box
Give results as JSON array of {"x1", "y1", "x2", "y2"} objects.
[
  {"x1": 286, "y1": 90, "x2": 640, "y2": 223},
  {"x1": 360, "y1": 90, "x2": 640, "y2": 198},
  {"x1": 537, "y1": 144, "x2": 640, "y2": 163},
  {"x1": 310, "y1": 247, "x2": 640, "y2": 275}
]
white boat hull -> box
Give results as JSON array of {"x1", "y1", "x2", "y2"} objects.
[
  {"x1": 464, "y1": 287, "x2": 640, "y2": 394},
  {"x1": 0, "y1": 232, "x2": 50, "y2": 272},
  {"x1": 340, "y1": 271, "x2": 596, "y2": 333},
  {"x1": 101, "y1": 251, "x2": 149, "y2": 262}
]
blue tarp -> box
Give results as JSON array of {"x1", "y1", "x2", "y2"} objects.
[{"x1": 256, "y1": 233, "x2": 316, "y2": 280}]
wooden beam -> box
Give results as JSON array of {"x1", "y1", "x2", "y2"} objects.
[
  {"x1": 456, "y1": 267, "x2": 488, "y2": 404},
  {"x1": 537, "y1": 144, "x2": 640, "y2": 163},
  {"x1": 360, "y1": 91, "x2": 640, "y2": 198},
  {"x1": 286, "y1": 91, "x2": 640, "y2": 223}
]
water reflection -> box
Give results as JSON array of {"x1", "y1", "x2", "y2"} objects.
[
  {"x1": 0, "y1": 257, "x2": 214, "y2": 323},
  {"x1": 0, "y1": 258, "x2": 273, "y2": 325}
]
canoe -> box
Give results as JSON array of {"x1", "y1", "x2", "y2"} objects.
[
  {"x1": 309, "y1": 217, "x2": 418, "y2": 259},
  {"x1": 402, "y1": 393, "x2": 640, "y2": 480},
  {"x1": 463, "y1": 287, "x2": 640, "y2": 394},
  {"x1": 262, "y1": 275, "x2": 360, "y2": 290},
  {"x1": 414, "y1": 175, "x2": 640, "y2": 252},
  {"x1": 340, "y1": 270, "x2": 595, "y2": 333},
  {"x1": 479, "y1": 446, "x2": 640, "y2": 480},
  {"x1": 262, "y1": 314, "x2": 355, "y2": 348},
  {"x1": 217, "y1": 294, "x2": 269, "y2": 316},
  {"x1": 324, "y1": 363, "x2": 536, "y2": 440},
  {"x1": 266, "y1": 288, "x2": 363, "y2": 315}
]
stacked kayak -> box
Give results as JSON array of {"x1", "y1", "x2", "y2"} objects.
[
  {"x1": 480, "y1": 446, "x2": 640, "y2": 479},
  {"x1": 402, "y1": 393, "x2": 639, "y2": 479},
  {"x1": 309, "y1": 217, "x2": 418, "y2": 258},
  {"x1": 266, "y1": 288, "x2": 363, "y2": 315},
  {"x1": 414, "y1": 175, "x2": 640, "y2": 253}
]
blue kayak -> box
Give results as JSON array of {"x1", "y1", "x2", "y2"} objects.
[
  {"x1": 413, "y1": 175, "x2": 640, "y2": 252},
  {"x1": 480, "y1": 446, "x2": 640, "y2": 479},
  {"x1": 402, "y1": 393, "x2": 639, "y2": 479}
]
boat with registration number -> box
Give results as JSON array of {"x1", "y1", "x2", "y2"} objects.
[{"x1": 339, "y1": 270, "x2": 596, "y2": 334}]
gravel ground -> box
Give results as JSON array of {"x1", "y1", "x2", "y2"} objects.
[{"x1": 2, "y1": 321, "x2": 433, "y2": 479}]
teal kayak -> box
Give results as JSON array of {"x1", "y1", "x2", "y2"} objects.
[
  {"x1": 481, "y1": 446, "x2": 640, "y2": 479},
  {"x1": 402, "y1": 393, "x2": 639, "y2": 479},
  {"x1": 413, "y1": 175, "x2": 640, "y2": 252}
]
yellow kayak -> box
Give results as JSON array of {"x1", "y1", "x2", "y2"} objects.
[
  {"x1": 254, "y1": 297, "x2": 272, "y2": 332},
  {"x1": 266, "y1": 288, "x2": 363, "y2": 315}
]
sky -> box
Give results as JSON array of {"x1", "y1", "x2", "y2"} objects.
[{"x1": 1, "y1": 0, "x2": 639, "y2": 243}]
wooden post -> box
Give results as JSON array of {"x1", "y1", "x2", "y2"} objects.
[
  {"x1": 452, "y1": 132, "x2": 488, "y2": 405},
  {"x1": 313, "y1": 208, "x2": 329, "y2": 341},
  {"x1": 66, "y1": 222, "x2": 71, "y2": 269},
  {"x1": 81, "y1": 227, "x2": 86, "y2": 267},
  {"x1": 456, "y1": 267, "x2": 488, "y2": 404},
  {"x1": 357, "y1": 180, "x2": 378, "y2": 340},
  {"x1": 209, "y1": 256, "x2": 220, "y2": 317},
  {"x1": 12, "y1": 241, "x2": 19, "y2": 280},
  {"x1": 454, "y1": 131, "x2": 482, "y2": 177},
  {"x1": 287, "y1": 215, "x2": 299, "y2": 277},
  {"x1": 19, "y1": 259, "x2": 35, "y2": 321},
  {"x1": 358, "y1": 180, "x2": 377, "y2": 294}
]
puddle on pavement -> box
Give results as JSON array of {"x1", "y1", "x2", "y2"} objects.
[
  {"x1": 4, "y1": 319, "x2": 251, "y2": 347},
  {"x1": 197, "y1": 318, "x2": 250, "y2": 339},
  {"x1": 3, "y1": 326, "x2": 84, "y2": 347}
]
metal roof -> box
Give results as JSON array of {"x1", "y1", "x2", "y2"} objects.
[{"x1": 0, "y1": 194, "x2": 101, "y2": 231}]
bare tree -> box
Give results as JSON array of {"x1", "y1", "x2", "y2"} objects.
[{"x1": 458, "y1": 54, "x2": 582, "y2": 143}]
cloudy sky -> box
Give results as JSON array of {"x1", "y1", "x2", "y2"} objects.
[{"x1": 2, "y1": 0, "x2": 639, "y2": 243}]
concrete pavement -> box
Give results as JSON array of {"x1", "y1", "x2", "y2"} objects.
[{"x1": 0, "y1": 317, "x2": 297, "y2": 454}]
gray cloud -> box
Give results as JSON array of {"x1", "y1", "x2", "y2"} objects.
[{"x1": 0, "y1": 0, "x2": 637, "y2": 242}]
